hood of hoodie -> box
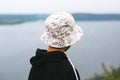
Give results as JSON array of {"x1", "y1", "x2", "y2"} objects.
[{"x1": 30, "y1": 48, "x2": 68, "y2": 67}]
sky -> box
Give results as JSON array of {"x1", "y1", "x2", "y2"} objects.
[{"x1": 0, "y1": 0, "x2": 120, "y2": 14}]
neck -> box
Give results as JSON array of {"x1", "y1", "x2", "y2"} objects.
[{"x1": 47, "y1": 46, "x2": 65, "y2": 52}]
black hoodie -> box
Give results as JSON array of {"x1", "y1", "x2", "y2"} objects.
[{"x1": 28, "y1": 49, "x2": 80, "y2": 80}]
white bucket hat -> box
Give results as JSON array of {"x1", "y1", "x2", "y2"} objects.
[{"x1": 40, "y1": 12, "x2": 83, "y2": 48}]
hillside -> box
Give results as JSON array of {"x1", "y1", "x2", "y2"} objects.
[
  {"x1": 0, "y1": 14, "x2": 46, "y2": 25},
  {"x1": 73, "y1": 13, "x2": 120, "y2": 21},
  {"x1": 0, "y1": 13, "x2": 120, "y2": 25}
]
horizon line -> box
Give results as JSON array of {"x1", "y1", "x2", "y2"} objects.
[{"x1": 0, "y1": 12, "x2": 120, "y2": 15}]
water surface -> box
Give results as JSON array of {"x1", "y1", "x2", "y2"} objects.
[{"x1": 0, "y1": 21, "x2": 120, "y2": 80}]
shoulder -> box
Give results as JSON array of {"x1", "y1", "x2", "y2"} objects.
[
  {"x1": 46, "y1": 62, "x2": 78, "y2": 80},
  {"x1": 46, "y1": 60, "x2": 71, "y2": 70}
]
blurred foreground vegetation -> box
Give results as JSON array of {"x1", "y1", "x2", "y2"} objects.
[{"x1": 86, "y1": 62, "x2": 120, "y2": 80}]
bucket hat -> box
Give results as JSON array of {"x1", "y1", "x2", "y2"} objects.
[{"x1": 40, "y1": 12, "x2": 83, "y2": 48}]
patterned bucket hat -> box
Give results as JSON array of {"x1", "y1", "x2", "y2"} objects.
[{"x1": 40, "y1": 12, "x2": 83, "y2": 48}]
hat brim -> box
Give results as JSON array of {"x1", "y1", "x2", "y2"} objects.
[{"x1": 40, "y1": 25, "x2": 83, "y2": 48}]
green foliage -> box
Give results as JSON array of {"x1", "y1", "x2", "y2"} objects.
[{"x1": 86, "y1": 65, "x2": 120, "y2": 80}]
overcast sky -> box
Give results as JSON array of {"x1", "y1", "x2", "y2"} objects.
[{"x1": 0, "y1": 0, "x2": 120, "y2": 14}]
